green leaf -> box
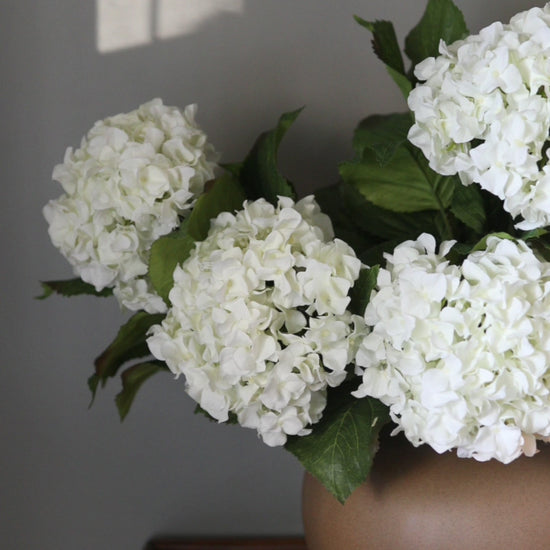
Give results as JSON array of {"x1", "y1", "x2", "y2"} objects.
[
  {"x1": 445, "y1": 241, "x2": 473, "y2": 264},
  {"x1": 314, "y1": 184, "x2": 380, "y2": 254},
  {"x1": 148, "y1": 174, "x2": 246, "y2": 304},
  {"x1": 522, "y1": 228, "x2": 548, "y2": 241},
  {"x1": 315, "y1": 183, "x2": 438, "y2": 262},
  {"x1": 526, "y1": 231, "x2": 550, "y2": 262},
  {"x1": 450, "y1": 182, "x2": 486, "y2": 235},
  {"x1": 353, "y1": 199, "x2": 438, "y2": 242},
  {"x1": 386, "y1": 66, "x2": 414, "y2": 98},
  {"x1": 37, "y1": 278, "x2": 113, "y2": 299},
  {"x1": 186, "y1": 173, "x2": 246, "y2": 241},
  {"x1": 340, "y1": 145, "x2": 455, "y2": 213},
  {"x1": 354, "y1": 17, "x2": 412, "y2": 98},
  {"x1": 353, "y1": 113, "x2": 413, "y2": 166},
  {"x1": 240, "y1": 109, "x2": 301, "y2": 204},
  {"x1": 433, "y1": 211, "x2": 454, "y2": 241},
  {"x1": 148, "y1": 226, "x2": 196, "y2": 305},
  {"x1": 91, "y1": 311, "x2": 164, "y2": 400},
  {"x1": 88, "y1": 374, "x2": 100, "y2": 400},
  {"x1": 482, "y1": 190, "x2": 516, "y2": 236},
  {"x1": 471, "y1": 232, "x2": 515, "y2": 253},
  {"x1": 349, "y1": 266, "x2": 379, "y2": 316},
  {"x1": 336, "y1": 182, "x2": 437, "y2": 240},
  {"x1": 220, "y1": 162, "x2": 243, "y2": 179},
  {"x1": 115, "y1": 361, "x2": 168, "y2": 420},
  {"x1": 357, "y1": 239, "x2": 404, "y2": 267},
  {"x1": 405, "y1": 0, "x2": 468, "y2": 67},
  {"x1": 354, "y1": 17, "x2": 405, "y2": 75},
  {"x1": 286, "y1": 386, "x2": 389, "y2": 504}
]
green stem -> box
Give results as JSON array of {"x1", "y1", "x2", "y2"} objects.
[{"x1": 432, "y1": 177, "x2": 454, "y2": 240}]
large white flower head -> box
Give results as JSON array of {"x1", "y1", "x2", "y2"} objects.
[
  {"x1": 408, "y1": 5, "x2": 550, "y2": 229},
  {"x1": 354, "y1": 233, "x2": 550, "y2": 463},
  {"x1": 146, "y1": 195, "x2": 364, "y2": 446},
  {"x1": 43, "y1": 98, "x2": 219, "y2": 313}
]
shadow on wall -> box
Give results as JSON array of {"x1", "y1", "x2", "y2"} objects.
[{"x1": 96, "y1": 0, "x2": 245, "y2": 53}]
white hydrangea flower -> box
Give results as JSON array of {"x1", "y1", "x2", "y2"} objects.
[
  {"x1": 43, "y1": 98, "x2": 219, "y2": 313},
  {"x1": 408, "y1": 5, "x2": 550, "y2": 229},
  {"x1": 354, "y1": 233, "x2": 550, "y2": 463},
  {"x1": 146, "y1": 196, "x2": 365, "y2": 446}
]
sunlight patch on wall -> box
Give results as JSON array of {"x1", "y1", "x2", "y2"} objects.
[
  {"x1": 156, "y1": 0, "x2": 244, "y2": 39},
  {"x1": 96, "y1": 0, "x2": 244, "y2": 53},
  {"x1": 97, "y1": 0, "x2": 153, "y2": 53}
]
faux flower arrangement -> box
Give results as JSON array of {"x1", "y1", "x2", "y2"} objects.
[{"x1": 41, "y1": 0, "x2": 550, "y2": 503}]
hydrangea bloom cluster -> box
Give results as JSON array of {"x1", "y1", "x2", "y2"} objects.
[
  {"x1": 408, "y1": 5, "x2": 550, "y2": 229},
  {"x1": 354, "y1": 233, "x2": 550, "y2": 463},
  {"x1": 146, "y1": 196, "x2": 364, "y2": 446},
  {"x1": 43, "y1": 99, "x2": 219, "y2": 313}
]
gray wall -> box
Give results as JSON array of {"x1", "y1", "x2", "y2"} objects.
[{"x1": 1, "y1": 1, "x2": 539, "y2": 548}]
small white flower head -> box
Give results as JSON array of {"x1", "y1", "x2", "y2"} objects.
[
  {"x1": 354, "y1": 233, "x2": 550, "y2": 463},
  {"x1": 146, "y1": 196, "x2": 365, "y2": 446},
  {"x1": 408, "y1": 5, "x2": 550, "y2": 229},
  {"x1": 43, "y1": 98, "x2": 219, "y2": 312}
]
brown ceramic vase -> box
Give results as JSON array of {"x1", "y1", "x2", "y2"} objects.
[{"x1": 302, "y1": 432, "x2": 550, "y2": 550}]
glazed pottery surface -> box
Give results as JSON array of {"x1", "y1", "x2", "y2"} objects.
[{"x1": 302, "y1": 433, "x2": 550, "y2": 550}]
